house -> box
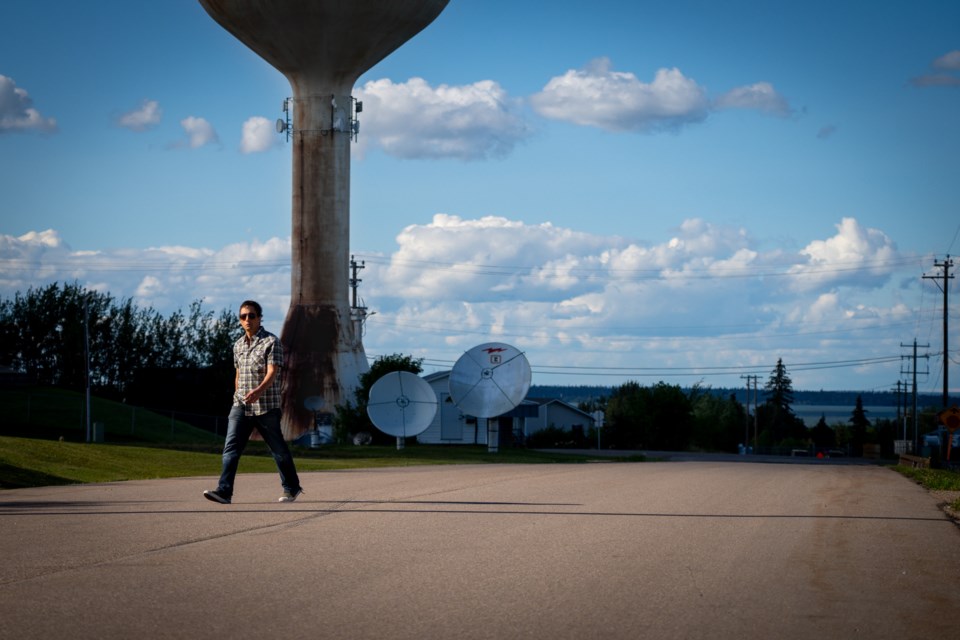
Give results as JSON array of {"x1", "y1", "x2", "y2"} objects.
[
  {"x1": 521, "y1": 397, "x2": 597, "y2": 441},
  {"x1": 417, "y1": 371, "x2": 595, "y2": 446}
]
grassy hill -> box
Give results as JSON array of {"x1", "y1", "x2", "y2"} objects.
[{"x1": 2, "y1": 386, "x2": 223, "y2": 445}]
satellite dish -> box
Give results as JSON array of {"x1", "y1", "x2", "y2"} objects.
[
  {"x1": 303, "y1": 395, "x2": 325, "y2": 411},
  {"x1": 366, "y1": 371, "x2": 437, "y2": 438},
  {"x1": 449, "y1": 342, "x2": 531, "y2": 418},
  {"x1": 276, "y1": 118, "x2": 287, "y2": 134}
]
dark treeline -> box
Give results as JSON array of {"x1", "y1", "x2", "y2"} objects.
[
  {"x1": 0, "y1": 282, "x2": 238, "y2": 405},
  {"x1": 560, "y1": 358, "x2": 945, "y2": 456},
  {"x1": 530, "y1": 386, "x2": 946, "y2": 409}
]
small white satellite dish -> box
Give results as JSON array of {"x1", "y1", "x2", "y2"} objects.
[
  {"x1": 276, "y1": 118, "x2": 286, "y2": 134},
  {"x1": 367, "y1": 371, "x2": 437, "y2": 439},
  {"x1": 449, "y1": 342, "x2": 531, "y2": 418},
  {"x1": 303, "y1": 395, "x2": 325, "y2": 412}
]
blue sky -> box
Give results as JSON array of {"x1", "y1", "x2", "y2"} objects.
[{"x1": 2, "y1": 0, "x2": 958, "y2": 396}]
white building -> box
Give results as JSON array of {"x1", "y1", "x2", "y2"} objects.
[{"x1": 417, "y1": 371, "x2": 595, "y2": 446}]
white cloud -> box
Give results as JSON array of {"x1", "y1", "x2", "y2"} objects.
[
  {"x1": 715, "y1": 82, "x2": 793, "y2": 116},
  {"x1": 817, "y1": 124, "x2": 838, "y2": 139},
  {"x1": 117, "y1": 99, "x2": 162, "y2": 131},
  {"x1": 354, "y1": 77, "x2": 531, "y2": 160},
  {"x1": 529, "y1": 57, "x2": 710, "y2": 132},
  {"x1": 0, "y1": 75, "x2": 57, "y2": 133},
  {"x1": 0, "y1": 229, "x2": 289, "y2": 321},
  {"x1": 240, "y1": 116, "x2": 278, "y2": 154},
  {"x1": 0, "y1": 216, "x2": 917, "y2": 390},
  {"x1": 932, "y1": 50, "x2": 960, "y2": 70},
  {"x1": 352, "y1": 214, "x2": 914, "y2": 387},
  {"x1": 378, "y1": 214, "x2": 622, "y2": 300},
  {"x1": 911, "y1": 49, "x2": 960, "y2": 87},
  {"x1": 349, "y1": 62, "x2": 792, "y2": 156},
  {"x1": 178, "y1": 116, "x2": 219, "y2": 149},
  {"x1": 530, "y1": 59, "x2": 795, "y2": 133},
  {"x1": 910, "y1": 74, "x2": 960, "y2": 87},
  {"x1": 789, "y1": 217, "x2": 899, "y2": 291}
]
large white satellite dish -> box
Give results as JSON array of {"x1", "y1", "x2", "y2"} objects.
[
  {"x1": 449, "y1": 342, "x2": 531, "y2": 418},
  {"x1": 366, "y1": 371, "x2": 438, "y2": 440}
]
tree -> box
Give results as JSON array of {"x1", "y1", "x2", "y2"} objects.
[
  {"x1": 809, "y1": 414, "x2": 836, "y2": 453},
  {"x1": 762, "y1": 358, "x2": 804, "y2": 444},
  {"x1": 646, "y1": 382, "x2": 693, "y2": 450},
  {"x1": 849, "y1": 394, "x2": 870, "y2": 457},
  {"x1": 0, "y1": 282, "x2": 236, "y2": 397},
  {"x1": 604, "y1": 381, "x2": 646, "y2": 449},
  {"x1": 577, "y1": 395, "x2": 607, "y2": 414},
  {"x1": 692, "y1": 391, "x2": 746, "y2": 452},
  {"x1": 602, "y1": 381, "x2": 693, "y2": 450},
  {"x1": 333, "y1": 353, "x2": 424, "y2": 444}
]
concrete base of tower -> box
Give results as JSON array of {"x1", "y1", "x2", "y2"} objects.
[{"x1": 280, "y1": 303, "x2": 368, "y2": 440}]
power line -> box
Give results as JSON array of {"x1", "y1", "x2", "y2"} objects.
[
  {"x1": 383, "y1": 353, "x2": 903, "y2": 379},
  {"x1": 369, "y1": 314, "x2": 919, "y2": 346},
  {"x1": 945, "y1": 223, "x2": 960, "y2": 255},
  {"x1": 352, "y1": 253, "x2": 925, "y2": 281}
]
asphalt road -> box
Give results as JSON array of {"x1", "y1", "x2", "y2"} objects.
[{"x1": 1, "y1": 460, "x2": 958, "y2": 639}]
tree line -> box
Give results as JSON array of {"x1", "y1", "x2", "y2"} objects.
[
  {"x1": 585, "y1": 358, "x2": 907, "y2": 456},
  {"x1": 0, "y1": 282, "x2": 237, "y2": 400}
]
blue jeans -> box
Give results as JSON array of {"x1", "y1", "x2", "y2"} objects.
[{"x1": 217, "y1": 406, "x2": 301, "y2": 499}]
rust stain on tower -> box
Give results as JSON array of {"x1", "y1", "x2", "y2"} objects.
[{"x1": 199, "y1": 0, "x2": 449, "y2": 438}]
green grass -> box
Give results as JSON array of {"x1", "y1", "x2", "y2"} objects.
[
  {"x1": 0, "y1": 437, "x2": 222, "y2": 487},
  {"x1": 0, "y1": 436, "x2": 619, "y2": 489},
  {"x1": 893, "y1": 465, "x2": 960, "y2": 511},
  {"x1": 2, "y1": 387, "x2": 222, "y2": 444}
]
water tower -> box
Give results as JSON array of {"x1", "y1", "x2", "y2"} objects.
[{"x1": 198, "y1": 0, "x2": 449, "y2": 438}]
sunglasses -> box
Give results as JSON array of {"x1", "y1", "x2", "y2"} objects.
[{"x1": 239, "y1": 313, "x2": 258, "y2": 320}]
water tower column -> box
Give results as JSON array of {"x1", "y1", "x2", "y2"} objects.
[{"x1": 281, "y1": 90, "x2": 366, "y2": 439}]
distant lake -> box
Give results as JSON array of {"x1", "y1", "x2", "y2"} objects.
[{"x1": 793, "y1": 405, "x2": 898, "y2": 427}]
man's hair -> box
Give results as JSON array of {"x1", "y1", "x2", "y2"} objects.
[{"x1": 239, "y1": 300, "x2": 263, "y2": 317}]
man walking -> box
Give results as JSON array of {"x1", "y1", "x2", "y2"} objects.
[{"x1": 204, "y1": 300, "x2": 303, "y2": 504}]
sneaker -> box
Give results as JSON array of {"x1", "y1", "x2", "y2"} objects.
[
  {"x1": 279, "y1": 487, "x2": 303, "y2": 502},
  {"x1": 203, "y1": 489, "x2": 231, "y2": 504}
]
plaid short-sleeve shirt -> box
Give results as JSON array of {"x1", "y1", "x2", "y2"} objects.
[{"x1": 234, "y1": 326, "x2": 284, "y2": 416}]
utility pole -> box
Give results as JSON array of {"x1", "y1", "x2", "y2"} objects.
[
  {"x1": 901, "y1": 339, "x2": 930, "y2": 452},
  {"x1": 923, "y1": 255, "x2": 954, "y2": 408},
  {"x1": 348, "y1": 255, "x2": 370, "y2": 346},
  {"x1": 349, "y1": 255, "x2": 366, "y2": 310},
  {"x1": 84, "y1": 298, "x2": 91, "y2": 444},
  {"x1": 893, "y1": 380, "x2": 903, "y2": 441},
  {"x1": 740, "y1": 375, "x2": 750, "y2": 450},
  {"x1": 740, "y1": 374, "x2": 759, "y2": 452}
]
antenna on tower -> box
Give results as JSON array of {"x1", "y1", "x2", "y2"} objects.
[{"x1": 276, "y1": 97, "x2": 292, "y2": 142}]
